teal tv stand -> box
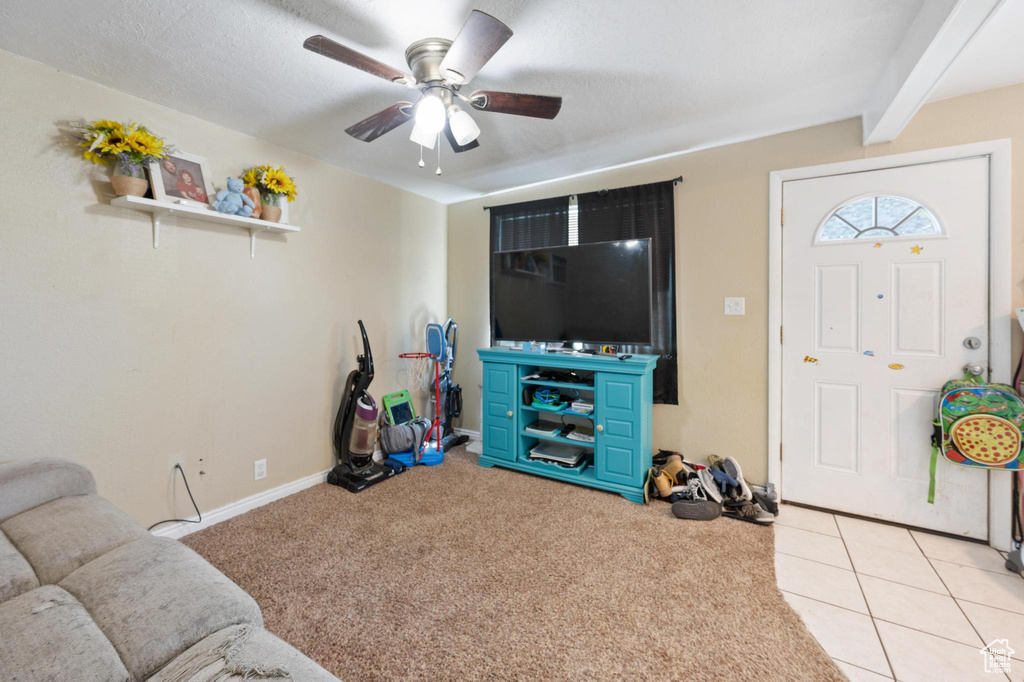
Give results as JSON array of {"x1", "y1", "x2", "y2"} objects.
[{"x1": 476, "y1": 347, "x2": 658, "y2": 503}]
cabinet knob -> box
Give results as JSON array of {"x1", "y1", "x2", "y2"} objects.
[
  {"x1": 506, "y1": 410, "x2": 513, "y2": 418},
  {"x1": 596, "y1": 424, "x2": 604, "y2": 432}
]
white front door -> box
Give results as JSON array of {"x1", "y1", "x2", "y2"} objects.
[{"x1": 781, "y1": 157, "x2": 990, "y2": 538}]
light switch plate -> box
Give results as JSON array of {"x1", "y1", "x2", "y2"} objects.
[{"x1": 724, "y1": 297, "x2": 745, "y2": 316}]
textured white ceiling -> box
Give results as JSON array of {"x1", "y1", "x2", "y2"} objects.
[
  {"x1": 928, "y1": 0, "x2": 1024, "y2": 103},
  {"x1": 0, "y1": 0, "x2": 926, "y2": 203}
]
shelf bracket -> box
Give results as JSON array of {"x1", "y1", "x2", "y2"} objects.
[
  {"x1": 152, "y1": 213, "x2": 163, "y2": 249},
  {"x1": 248, "y1": 229, "x2": 256, "y2": 260}
]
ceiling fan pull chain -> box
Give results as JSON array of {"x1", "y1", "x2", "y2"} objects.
[
  {"x1": 418, "y1": 144, "x2": 424, "y2": 168},
  {"x1": 435, "y1": 134, "x2": 442, "y2": 175}
]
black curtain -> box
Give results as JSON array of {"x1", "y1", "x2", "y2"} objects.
[
  {"x1": 489, "y1": 196, "x2": 571, "y2": 344},
  {"x1": 489, "y1": 195, "x2": 571, "y2": 251},
  {"x1": 577, "y1": 181, "x2": 677, "y2": 404}
]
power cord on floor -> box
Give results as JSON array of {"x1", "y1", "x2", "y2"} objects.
[{"x1": 148, "y1": 464, "x2": 202, "y2": 531}]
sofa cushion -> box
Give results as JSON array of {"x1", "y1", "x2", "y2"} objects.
[
  {"x1": 0, "y1": 585, "x2": 130, "y2": 682},
  {"x1": 1, "y1": 494, "x2": 149, "y2": 585},
  {"x1": 0, "y1": 458, "x2": 97, "y2": 522},
  {"x1": 0, "y1": 530, "x2": 38, "y2": 602},
  {"x1": 59, "y1": 537, "x2": 263, "y2": 681},
  {"x1": 149, "y1": 624, "x2": 338, "y2": 682}
]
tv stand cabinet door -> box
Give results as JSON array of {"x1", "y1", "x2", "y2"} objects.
[
  {"x1": 594, "y1": 374, "x2": 643, "y2": 487},
  {"x1": 482, "y1": 362, "x2": 517, "y2": 461}
]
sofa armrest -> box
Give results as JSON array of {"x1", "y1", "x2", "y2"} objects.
[{"x1": 0, "y1": 458, "x2": 97, "y2": 522}]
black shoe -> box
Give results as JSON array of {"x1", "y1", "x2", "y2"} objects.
[
  {"x1": 722, "y1": 501, "x2": 775, "y2": 525},
  {"x1": 672, "y1": 499, "x2": 722, "y2": 521},
  {"x1": 751, "y1": 489, "x2": 779, "y2": 515}
]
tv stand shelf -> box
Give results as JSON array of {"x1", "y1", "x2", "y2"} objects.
[
  {"x1": 521, "y1": 405, "x2": 593, "y2": 417},
  {"x1": 520, "y1": 378, "x2": 595, "y2": 390},
  {"x1": 477, "y1": 347, "x2": 658, "y2": 503},
  {"x1": 519, "y1": 430, "x2": 594, "y2": 448}
]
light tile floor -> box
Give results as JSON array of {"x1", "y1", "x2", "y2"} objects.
[{"x1": 776, "y1": 504, "x2": 1024, "y2": 681}]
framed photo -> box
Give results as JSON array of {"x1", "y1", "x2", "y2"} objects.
[{"x1": 148, "y1": 151, "x2": 216, "y2": 207}]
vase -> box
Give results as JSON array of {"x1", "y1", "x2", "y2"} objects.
[
  {"x1": 111, "y1": 163, "x2": 149, "y2": 197},
  {"x1": 261, "y1": 195, "x2": 282, "y2": 223}
]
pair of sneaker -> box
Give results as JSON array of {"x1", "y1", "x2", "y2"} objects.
[{"x1": 705, "y1": 455, "x2": 776, "y2": 525}]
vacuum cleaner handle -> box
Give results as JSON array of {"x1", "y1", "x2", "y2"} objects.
[
  {"x1": 357, "y1": 319, "x2": 374, "y2": 380},
  {"x1": 445, "y1": 318, "x2": 458, "y2": 370}
]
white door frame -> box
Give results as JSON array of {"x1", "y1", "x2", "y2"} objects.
[{"x1": 768, "y1": 139, "x2": 1013, "y2": 550}]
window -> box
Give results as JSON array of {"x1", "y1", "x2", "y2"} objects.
[
  {"x1": 568, "y1": 196, "x2": 579, "y2": 246},
  {"x1": 817, "y1": 195, "x2": 942, "y2": 243},
  {"x1": 490, "y1": 196, "x2": 571, "y2": 252}
]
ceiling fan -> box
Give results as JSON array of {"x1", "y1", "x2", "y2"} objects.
[{"x1": 303, "y1": 10, "x2": 562, "y2": 164}]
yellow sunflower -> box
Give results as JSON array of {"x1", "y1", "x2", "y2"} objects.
[
  {"x1": 98, "y1": 137, "x2": 129, "y2": 154},
  {"x1": 242, "y1": 164, "x2": 298, "y2": 202},
  {"x1": 90, "y1": 119, "x2": 123, "y2": 132},
  {"x1": 71, "y1": 119, "x2": 171, "y2": 166},
  {"x1": 242, "y1": 168, "x2": 261, "y2": 187},
  {"x1": 126, "y1": 129, "x2": 166, "y2": 158},
  {"x1": 81, "y1": 149, "x2": 105, "y2": 164}
]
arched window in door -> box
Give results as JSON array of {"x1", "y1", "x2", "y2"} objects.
[{"x1": 817, "y1": 195, "x2": 942, "y2": 243}]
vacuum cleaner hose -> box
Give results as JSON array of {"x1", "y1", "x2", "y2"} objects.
[{"x1": 448, "y1": 385, "x2": 463, "y2": 420}]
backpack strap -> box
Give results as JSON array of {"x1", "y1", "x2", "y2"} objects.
[
  {"x1": 1015, "y1": 343, "x2": 1024, "y2": 396},
  {"x1": 928, "y1": 419, "x2": 943, "y2": 504}
]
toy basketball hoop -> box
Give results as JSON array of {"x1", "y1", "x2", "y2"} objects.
[
  {"x1": 399, "y1": 352, "x2": 442, "y2": 456},
  {"x1": 401, "y1": 352, "x2": 433, "y2": 396}
]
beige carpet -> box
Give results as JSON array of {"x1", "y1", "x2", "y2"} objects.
[{"x1": 184, "y1": 447, "x2": 843, "y2": 681}]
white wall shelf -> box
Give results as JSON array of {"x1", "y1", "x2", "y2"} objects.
[{"x1": 110, "y1": 195, "x2": 300, "y2": 259}]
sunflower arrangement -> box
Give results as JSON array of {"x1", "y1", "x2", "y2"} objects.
[
  {"x1": 241, "y1": 164, "x2": 298, "y2": 205},
  {"x1": 69, "y1": 120, "x2": 172, "y2": 176}
]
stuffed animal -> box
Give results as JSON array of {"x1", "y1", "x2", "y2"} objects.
[
  {"x1": 242, "y1": 185, "x2": 262, "y2": 219},
  {"x1": 214, "y1": 177, "x2": 254, "y2": 217}
]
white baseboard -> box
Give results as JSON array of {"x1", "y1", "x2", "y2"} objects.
[
  {"x1": 154, "y1": 432, "x2": 481, "y2": 540},
  {"x1": 456, "y1": 428, "x2": 482, "y2": 454},
  {"x1": 152, "y1": 468, "x2": 331, "y2": 540}
]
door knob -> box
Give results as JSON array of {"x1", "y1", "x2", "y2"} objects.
[
  {"x1": 596, "y1": 424, "x2": 604, "y2": 432},
  {"x1": 506, "y1": 410, "x2": 513, "y2": 418},
  {"x1": 964, "y1": 363, "x2": 985, "y2": 378},
  {"x1": 963, "y1": 337, "x2": 982, "y2": 350}
]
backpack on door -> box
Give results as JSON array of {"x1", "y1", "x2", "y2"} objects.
[{"x1": 929, "y1": 374, "x2": 1024, "y2": 503}]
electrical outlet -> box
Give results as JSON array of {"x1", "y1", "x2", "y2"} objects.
[
  {"x1": 254, "y1": 459, "x2": 267, "y2": 481},
  {"x1": 724, "y1": 297, "x2": 746, "y2": 316}
]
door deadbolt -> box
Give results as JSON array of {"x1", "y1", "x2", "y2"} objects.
[{"x1": 963, "y1": 337, "x2": 982, "y2": 350}]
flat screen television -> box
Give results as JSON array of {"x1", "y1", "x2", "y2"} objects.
[{"x1": 492, "y1": 239, "x2": 652, "y2": 345}]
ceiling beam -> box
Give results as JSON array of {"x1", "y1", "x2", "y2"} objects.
[{"x1": 862, "y1": 0, "x2": 1006, "y2": 146}]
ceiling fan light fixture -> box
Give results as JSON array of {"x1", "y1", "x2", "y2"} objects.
[
  {"x1": 448, "y1": 105, "x2": 481, "y2": 145},
  {"x1": 414, "y1": 94, "x2": 447, "y2": 135},
  {"x1": 409, "y1": 120, "x2": 437, "y2": 149}
]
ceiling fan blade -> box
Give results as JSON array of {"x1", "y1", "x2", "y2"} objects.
[
  {"x1": 345, "y1": 102, "x2": 414, "y2": 142},
  {"x1": 469, "y1": 91, "x2": 562, "y2": 119},
  {"x1": 438, "y1": 10, "x2": 512, "y2": 85},
  {"x1": 443, "y1": 120, "x2": 480, "y2": 153},
  {"x1": 303, "y1": 35, "x2": 413, "y2": 86}
]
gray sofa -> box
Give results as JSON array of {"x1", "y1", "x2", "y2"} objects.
[{"x1": 0, "y1": 458, "x2": 338, "y2": 681}]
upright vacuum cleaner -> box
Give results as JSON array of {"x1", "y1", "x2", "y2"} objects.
[
  {"x1": 328, "y1": 320, "x2": 399, "y2": 492},
  {"x1": 426, "y1": 318, "x2": 470, "y2": 451}
]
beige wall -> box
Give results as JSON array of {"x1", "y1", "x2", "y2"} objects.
[
  {"x1": 0, "y1": 50, "x2": 447, "y2": 526},
  {"x1": 448, "y1": 83, "x2": 1024, "y2": 485}
]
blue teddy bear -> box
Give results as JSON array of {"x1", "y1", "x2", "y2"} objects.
[{"x1": 214, "y1": 177, "x2": 254, "y2": 217}]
